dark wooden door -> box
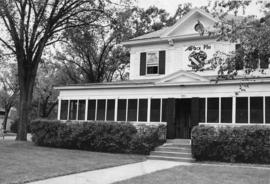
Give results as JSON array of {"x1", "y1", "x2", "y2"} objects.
[{"x1": 175, "y1": 99, "x2": 191, "y2": 139}]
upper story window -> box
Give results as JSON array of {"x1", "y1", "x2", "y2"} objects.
[
  {"x1": 140, "y1": 51, "x2": 166, "y2": 76},
  {"x1": 146, "y1": 52, "x2": 159, "y2": 74}
]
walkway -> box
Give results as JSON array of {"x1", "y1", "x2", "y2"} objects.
[{"x1": 28, "y1": 160, "x2": 190, "y2": 184}]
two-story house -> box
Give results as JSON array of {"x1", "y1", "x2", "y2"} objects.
[{"x1": 55, "y1": 8, "x2": 270, "y2": 139}]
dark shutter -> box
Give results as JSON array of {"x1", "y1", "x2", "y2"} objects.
[
  {"x1": 140, "y1": 52, "x2": 146, "y2": 76},
  {"x1": 159, "y1": 50, "x2": 166, "y2": 74}
]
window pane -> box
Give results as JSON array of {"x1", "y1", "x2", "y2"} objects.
[
  {"x1": 250, "y1": 97, "x2": 263, "y2": 124},
  {"x1": 78, "y1": 100, "x2": 86, "y2": 120},
  {"x1": 117, "y1": 99, "x2": 126, "y2": 121},
  {"x1": 221, "y1": 98, "x2": 232, "y2": 123},
  {"x1": 106, "y1": 99, "x2": 115, "y2": 121},
  {"x1": 151, "y1": 99, "x2": 161, "y2": 122},
  {"x1": 236, "y1": 97, "x2": 248, "y2": 123},
  {"x1": 60, "y1": 100, "x2": 68, "y2": 120},
  {"x1": 162, "y1": 99, "x2": 167, "y2": 122},
  {"x1": 97, "y1": 100, "x2": 106, "y2": 120},
  {"x1": 87, "y1": 100, "x2": 96, "y2": 120},
  {"x1": 147, "y1": 66, "x2": 158, "y2": 74},
  {"x1": 207, "y1": 98, "x2": 219, "y2": 123},
  {"x1": 69, "y1": 100, "x2": 77, "y2": 120},
  {"x1": 138, "y1": 99, "x2": 147, "y2": 122},
  {"x1": 266, "y1": 97, "x2": 270, "y2": 124},
  {"x1": 199, "y1": 98, "x2": 205, "y2": 122},
  {"x1": 128, "y1": 99, "x2": 137, "y2": 121}
]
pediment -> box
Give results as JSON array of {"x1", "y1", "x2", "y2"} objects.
[
  {"x1": 157, "y1": 70, "x2": 209, "y2": 84},
  {"x1": 161, "y1": 8, "x2": 217, "y2": 38}
]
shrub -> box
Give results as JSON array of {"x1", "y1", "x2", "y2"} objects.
[
  {"x1": 30, "y1": 120, "x2": 165, "y2": 154},
  {"x1": 191, "y1": 125, "x2": 270, "y2": 164},
  {"x1": 10, "y1": 119, "x2": 31, "y2": 133}
]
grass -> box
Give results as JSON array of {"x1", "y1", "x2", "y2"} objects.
[
  {"x1": 0, "y1": 139, "x2": 145, "y2": 184},
  {"x1": 115, "y1": 164, "x2": 270, "y2": 184}
]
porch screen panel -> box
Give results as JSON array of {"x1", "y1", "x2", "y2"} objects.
[
  {"x1": 236, "y1": 97, "x2": 248, "y2": 123},
  {"x1": 106, "y1": 99, "x2": 115, "y2": 121},
  {"x1": 69, "y1": 100, "x2": 77, "y2": 120},
  {"x1": 221, "y1": 97, "x2": 232, "y2": 123},
  {"x1": 207, "y1": 98, "x2": 219, "y2": 123},
  {"x1": 266, "y1": 97, "x2": 270, "y2": 124},
  {"x1": 128, "y1": 99, "x2": 137, "y2": 121},
  {"x1": 151, "y1": 99, "x2": 161, "y2": 122},
  {"x1": 87, "y1": 100, "x2": 96, "y2": 120},
  {"x1": 117, "y1": 99, "x2": 126, "y2": 121},
  {"x1": 162, "y1": 99, "x2": 167, "y2": 122},
  {"x1": 60, "y1": 100, "x2": 68, "y2": 120},
  {"x1": 138, "y1": 99, "x2": 147, "y2": 122},
  {"x1": 250, "y1": 97, "x2": 263, "y2": 124},
  {"x1": 199, "y1": 98, "x2": 205, "y2": 122},
  {"x1": 78, "y1": 100, "x2": 86, "y2": 120},
  {"x1": 97, "y1": 100, "x2": 106, "y2": 120}
]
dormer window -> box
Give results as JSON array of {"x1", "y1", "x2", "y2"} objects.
[
  {"x1": 147, "y1": 52, "x2": 159, "y2": 74},
  {"x1": 140, "y1": 51, "x2": 166, "y2": 76}
]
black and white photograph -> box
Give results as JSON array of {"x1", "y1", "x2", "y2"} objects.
[{"x1": 0, "y1": 0, "x2": 270, "y2": 184}]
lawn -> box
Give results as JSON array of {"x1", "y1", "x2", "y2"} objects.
[
  {"x1": 0, "y1": 139, "x2": 145, "y2": 184},
  {"x1": 115, "y1": 163, "x2": 270, "y2": 184}
]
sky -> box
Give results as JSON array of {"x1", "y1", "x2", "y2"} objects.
[{"x1": 134, "y1": 0, "x2": 264, "y2": 18}]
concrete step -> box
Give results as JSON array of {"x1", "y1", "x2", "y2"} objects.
[
  {"x1": 151, "y1": 151, "x2": 192, "y2": 158},
  {"x1": 148, "y1": 155, "x2": 194, "y2": 162},
  {"x1": 162, "y1": 143, "x2": 191, "y2": 148},
  {"x1": 166, "y1": 139, "x2": 191, "y2": 145},
  {"x1": 155, "y1": 146, "x2": 191, "y2": 153}
]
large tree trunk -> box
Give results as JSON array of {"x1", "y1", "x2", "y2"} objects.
[
  {"x1": 2, "y1": 107, "x2": 11, "y2": 131},
  {"x1": 16, "y1": 66, "x2": 37, "y2": 141}
]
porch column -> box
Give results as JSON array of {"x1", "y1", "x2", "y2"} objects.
[
  {"x1": 191, "y1": 98, "x2": 200, "y2": 127},
  {"x1": 166, "y1": 98, "x2": 176, "y2": 139},
  {"x1": 57, "y1": 98, "x2": 61, "y2": 120}
]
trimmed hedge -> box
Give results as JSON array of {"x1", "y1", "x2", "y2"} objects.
[
  {"x1": 191, "y1": 125, "x2": 270, "y2": 164},
  {"x1": 30, "y1": 120, "x2": 166, "y2": 155}
]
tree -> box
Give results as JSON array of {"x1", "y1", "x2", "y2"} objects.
[
  {"x1": 0, "y1": 65, "x2": 19, "y2": 131},
  {"x1": 0, "y1": 0, "x2": 107, "y2": 140}
]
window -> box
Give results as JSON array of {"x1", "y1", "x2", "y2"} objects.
[
  {"x1": 78, "y1": 100, "x2": 86, "y2": 120},
  {"x1": 146, "y1": 52, "x2": 159, "y2": 74},
  {"x1": 106, "y1": 99, "x2": 115, "y2": 121},
  {"x1": 162, "y1": 99, "x2": 167, "y2": 122},
  {"x1": 128, "y1": 99, "x2": 137, "y2": 121},
  {"x1": 199, "y1": 98, "x2": 205, "y2": 122},
  {"x1": 87, "y1": 100, "x2": 96, "y2": 120},
  {"x1": 207, "y1": 98, "x2": 219, "y2": 123},
  {"x1": 117, "y1": 99, "x2": 127, "y2": 121},
  {"x1": 97, "y1": 100, "x2": 106, "y2": 120},
  {"x1": 221, "y1": 98, "x2": 232, "y2": 123},
  {"x1": 250, "y1": 97, "x2": 263, "y2": 124},
  {"x1": 60, "y1": 100, "x2": 68, "y2": 120},
  {"x1": 138, "y1": 99, "x2": 147, "y2": 122},
  {"x1": 151, "y1": 99, "x2": 161, "y2": 122},
  {"x1": 236, "y1": 97, "x2": 248, "y2": 123},
  {"x1": 69, "y1": 100, "x2": 77, "y2": 120}
]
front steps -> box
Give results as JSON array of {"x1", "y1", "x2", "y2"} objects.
[{"x1": 148, "y1": 139, "x2": 194, "y2": 162}]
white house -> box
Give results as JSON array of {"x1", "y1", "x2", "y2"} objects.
[{"x1": 55, "y1": 8, "x2": 270, "y2": 139}]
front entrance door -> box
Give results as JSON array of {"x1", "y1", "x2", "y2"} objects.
[{"x1": 175, "y1": 99, "x2": 191, "y2": 139}]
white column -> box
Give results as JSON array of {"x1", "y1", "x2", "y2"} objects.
[
  {"x1": 232, "y1": 96, "x2": 236, "y2": 124},
  {"x1": 219, "y1": 97, "x2": 221, "y2": 123},
  {"x1": 57, "y1": 98, "x2": 61, "y2": 120},
  {"x1": 105, "y1": 99, "x2": 108, "y2": 121},
  {"x1": 95, "y1": 100, "x2": 98, "y2": 121},
  {"x1": 205, "y1": 98, "x2": 208, "y2": 123},
  {"x1": 67, "y1": 100, "x2": 70, "y2": 120},
  {"x1": 160, "y1": 99, "x2": 163, "y2": 122},
  {"x1": 85, "y1": 99, "x2": 88, "y2": 121},
  {"x1": 248, "y1": 97, "x2": 250, "y2": 124},
  {"x1": 263, "y1": 96, "x2": 266, "y2": 124},
  {"x1": 114, "y1": 99, "x2": 118, "y2": 121},
  {"x1": 126, "y1": 99, "x2": 129, "y2": 122},
  {"x1": 76, "y1": 100, "x2": 79, "y2": 120},
  {"x1": 147, "y1": 98, "x2": 151, "y2": 123},
  {"x1": 137, "y1": 99, "x2": 139, "y2": 122}
]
